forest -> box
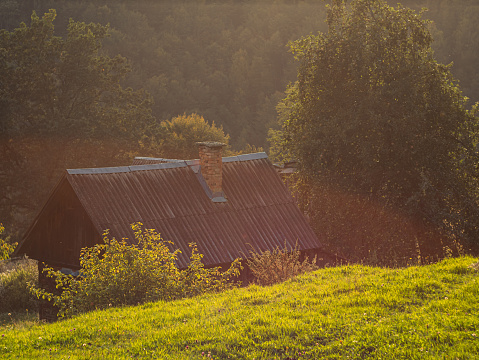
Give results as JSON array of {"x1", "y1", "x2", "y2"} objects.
[
  {"x1": 2, "y1": 0, "x2": 478, "y2": 147},
  {"x1": 1, "y1": 0, "x2": 479, "y2": 259}
]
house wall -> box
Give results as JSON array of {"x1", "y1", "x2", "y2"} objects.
[
  {"x1": 24, "y1": 180, "x2": 101, "y2": 269},
  {"x1": 19, "y1": 179, "x2": 101, "y2": 321}
]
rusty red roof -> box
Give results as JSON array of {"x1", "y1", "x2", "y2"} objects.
[{"x1": 16, "y1": 153, "x2": 322, "y2": 268}]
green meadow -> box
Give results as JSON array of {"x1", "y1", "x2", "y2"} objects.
[{"x1": 1, "y1": 256, "x2": 478, "y2": 359}]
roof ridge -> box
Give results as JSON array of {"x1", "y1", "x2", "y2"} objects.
[
  {"x1": 134, "y1": 152, "x2": 268, "y2": 164},
  {"x1": 68, "y1": 153, "x2": 269, "y2": 175},
  {"x1": 67, "y1": 162, "x2": 188, "y2": 175}
]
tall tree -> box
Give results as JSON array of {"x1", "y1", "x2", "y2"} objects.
[
  {"x1": 278, "y1": 0, "x2": 479, "y2": 262},
  {"x1": 0, "y1": 10, "x2": 154, "y2": 239}
]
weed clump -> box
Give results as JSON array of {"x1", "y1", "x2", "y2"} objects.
[{"x1": 247, "y1": 243, "x2": 318, "y2": 286}]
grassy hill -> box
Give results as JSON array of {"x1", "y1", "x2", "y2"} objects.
[{"x1": 1, "y1": 256, "x2": 478, "y2": 359}]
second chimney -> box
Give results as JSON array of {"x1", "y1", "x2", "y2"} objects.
[{"x1": 197, "y1": 141, "x2": 226, "y2": 196}]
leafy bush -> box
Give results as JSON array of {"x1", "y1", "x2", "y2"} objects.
[
  {"x1": 0, "y1": 223, "x2": 17, "y2": 261},
  {"x1": 151, "y1": 113, "x2": 231, "y2": 159},
  {"x1": 30, "y1": 223, "x2": 242, "y2": 318},
  {"x1": 0, "y1": 259, "x2": 38, "y2": 313},
  {"x1": 247, "y1": 243, "x2": 318, "y2": 286}
]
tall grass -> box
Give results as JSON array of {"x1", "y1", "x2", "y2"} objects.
[
  {"x1": 1, "y1": 256, "x2": 478, "y2": 359},
  {"x1": 0, "y1": 259, "x2": 38, "y2": 314}
]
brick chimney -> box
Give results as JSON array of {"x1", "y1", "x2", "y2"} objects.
[{"x1": 196, "y1": 141, "x2": 226, "y2": 196}]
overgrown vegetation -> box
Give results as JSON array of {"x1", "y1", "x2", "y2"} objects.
[
  {"x1": 29, "y1": 223, "x2": 242, "y2": 318},
  {"x1": 0, "y1": 259, "x2": 38, "y2": 314},
  {"x1": 247, "y1": 243, "x2": 318, "y2": 286},
  {"x1": 1, "y1": 257, "x2": 477, "y2": 359}
]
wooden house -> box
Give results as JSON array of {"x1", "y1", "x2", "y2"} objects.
[{"x1": 14, "y1": 142, "x2": 330, "y2": 319}]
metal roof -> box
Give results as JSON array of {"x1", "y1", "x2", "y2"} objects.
[
  {"x1": 16, "y1": 153, "x2": 321, "y2": 269},
  {"x1": 65, "y1": 153, "x2": 321, "y2": 268}
]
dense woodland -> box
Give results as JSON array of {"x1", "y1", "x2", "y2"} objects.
[
  {"x1": 1, "y1": 0, "x2": 479, "y2": 256},
  {"x1": 2, "y1": 0, "x2": 478, "y2": 147}
]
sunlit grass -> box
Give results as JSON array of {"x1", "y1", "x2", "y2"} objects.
[{"x1": 1, "y1": 256, "x2": 478, "y2": 359}]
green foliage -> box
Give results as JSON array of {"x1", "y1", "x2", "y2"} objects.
[
  {"x1": 0, "y1": 259, "x2": 38, "y2": 314},
  {"x1": 2, "y1": 257, "x2": 479, "y2": 359},
  {"x1": 30, "y1": 223, "x2": 241, "y2": 318},
  {"x1": 0, "y1": 1, "x2": 332, "y2": 149},
  {"x1": 278, "y1": 0, "x2": 479, "y2": 261},
  {"x1": 0, "y1": 10, "x2": 155, "y2": 239},
  {"x1": 0, "y1": 9, "x2": 153, "y2": 139},
  {"x1": 0, "y1": 224, "x2": 16, "y2": 261},
  {"x1": 247, "y1": 243, "x2": 318, "y2": 286},
  {"x1": 145, "y1": 113, "x2": 231, "y2": 159},
  {"x1": 2, "y1": 1, "x2": 478, "y2": 148},
  {"x1": 266, "y1": 128, "x2": 289, "y2": 164}
]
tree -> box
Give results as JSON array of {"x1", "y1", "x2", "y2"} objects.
[
  {"x1": 1, "y1": 9, "x2": 153, "y2": 139},
  {"x1": 0, "y1": 10, "x2": 154, "y2": 239},
  {"x1": 278, "y1": 0, "x2": 479, "y2": 262},
  {"x1": 143, "y1": 113, "x2": 230, "y2": 160}
]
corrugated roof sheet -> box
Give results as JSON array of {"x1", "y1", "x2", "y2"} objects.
[{"x1": 66, "y1": 153, "x2": 321, "y2": 268}]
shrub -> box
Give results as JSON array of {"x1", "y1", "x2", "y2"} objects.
[
  {"x1": 247, "y1": 242, "x2": 318, "y2": 286},
  {"x1": 0, "y1": 259, "x2": 38, "y2": 313},
  {"x1": 30, "y1": 223, "x2": 242, "y2": 318},
  {"x1": 0, "y1": 223, "x2": 17, "y2": 261}
]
